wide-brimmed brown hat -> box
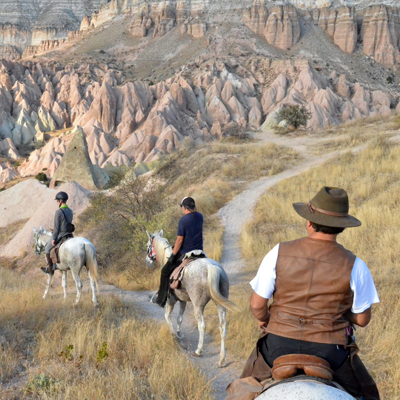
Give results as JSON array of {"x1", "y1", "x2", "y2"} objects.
[{"x1": 293, "y1": 186, "x2": 361, "y2": 228}]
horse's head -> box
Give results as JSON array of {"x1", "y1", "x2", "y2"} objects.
[
  {"x1": 145, "y1": 230, "x2": 165, "y2": 268},
  {"x1": 33, "y1": 227, "x2": 51, "y2": 256}
]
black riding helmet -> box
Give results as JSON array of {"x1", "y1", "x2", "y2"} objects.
[{"x1": 55, "y1": 191, "x2": 68, "y2": 201}]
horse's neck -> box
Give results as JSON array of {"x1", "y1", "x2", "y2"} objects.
[{"x1": 156, "y1": 238, "x2": 173, "y2": 266}]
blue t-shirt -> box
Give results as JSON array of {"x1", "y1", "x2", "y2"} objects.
[{"x1": 177, "y1": 212, "x2": 203, "y2": 255}]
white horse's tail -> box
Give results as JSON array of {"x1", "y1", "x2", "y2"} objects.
[
  {"x1": 85, "y1": 242, "x2": 99, "y2": 294},
  {"x1": 207, "y1": 264, "x2": 241, "y2": 313}
]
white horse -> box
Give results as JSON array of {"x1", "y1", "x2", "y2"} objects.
[
  {"x1": 33, "y1": 227, "x2": 99, "y2": 306},
  {"x1": 146, "y1": 230, "x2": 240, "y2": 368},
  {"x1": 256, "y1": 376, "x2": 356, "y2": 399}
]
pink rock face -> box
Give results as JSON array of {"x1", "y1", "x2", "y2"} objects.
[
  {"x1": 334, "y1": 7, "x2": 357, "y2": 54},
  {"x1": 0, "y1": 161, "x2": 17, "y2": 184},
  {"x1": 361, "y1": 5, "x2": 400, "y2": 68},
  {"x1": 313, "y1": 7, "x2": 357, "y2": 54},
  {"x1": 265, "y1": 5, "x2": 301, "y2": 50},
  {"x1": 79, "y1": 81, "x2": 117, "y2": 133},
  {"x1": 244, "y1": 3, "x2": 301, "y2": 50}
]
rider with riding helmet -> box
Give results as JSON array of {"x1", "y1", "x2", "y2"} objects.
[
  {"x1": 152, "y1": 196, "x2": 203, "y2": 308},
  {"x1": 41, "y1": 191, "x2": 73, "y2": 275},
  {"x1": 228, "y1": 187, "x2": 380, "y2": 400}
]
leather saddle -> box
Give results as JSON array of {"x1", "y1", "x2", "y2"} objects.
[
  {"x1": 272, "y1": 354, "x2": 333, "y2": 381},
  {"x1": 169, "y1": 250, "x2": 207, "y2": 290},
  {"x1": 50, "y1": 235, "x2": 73, "y2": 264}
]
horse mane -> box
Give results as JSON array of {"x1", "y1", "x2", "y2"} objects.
[{"x1": 154, "y1": 234, "x2": 173, "y2": 266}]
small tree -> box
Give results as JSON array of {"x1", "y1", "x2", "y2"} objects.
[{"x1": 277, "y1": 105, "x2": 311, "y2": 129}]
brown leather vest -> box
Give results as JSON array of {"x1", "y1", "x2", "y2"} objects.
[{"x1": 266, "y1": 237, "x2": 356, "y2": 345}]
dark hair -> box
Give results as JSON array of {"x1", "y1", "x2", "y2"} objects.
[{"x1": 311, "y1": 222, "x2": 345, "y2": 235}]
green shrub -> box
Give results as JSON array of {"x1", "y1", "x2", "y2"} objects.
[
  {"x1": 35, "y1": 172, "x2": 48, "y2": 182},
  {"x1": 277, "y1": 105, "x2": 311, "y2": 129}
]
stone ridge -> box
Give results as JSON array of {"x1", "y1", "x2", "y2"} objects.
[{"x1": 0, "y1": 0, "x2": 107, "y2": 55}]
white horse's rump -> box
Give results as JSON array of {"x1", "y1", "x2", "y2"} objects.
[
  {"x1": 146, "y1": 230, "x2": 240, "y2": 367},
  {"x1": 256, "y1": 377, "x2": 356, "y2": 399},
  {"x1": 33, "y1": 227, "x2": 99, "y2": 306}
]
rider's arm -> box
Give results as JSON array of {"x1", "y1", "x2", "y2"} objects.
[
  {"x1": 344, "y1": 307, "x2": 372, "y2": 327},
  {"x1": 250, "y1": 292, "x2": 270, "y2": 323},
  {"x1": 173, "y1": 235, "x2": 184, "y2": 255},
  {"x1": 52, "y1": 210, "x2": 61, "y2": 242}
]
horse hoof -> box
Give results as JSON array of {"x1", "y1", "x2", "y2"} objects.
[
  {"x1": 192, "y1": 351, "x2": 202, "y2": 357},
  {"x1": 218, "y1": 362, "x2": 226, "y2": 368}
]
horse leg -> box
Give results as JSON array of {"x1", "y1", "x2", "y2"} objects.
[
  {"x1": 42, "y1": 273, "x2": 53, "y2": 299},
  {"x1": 70, "y1": 270, "x2": 83, "y2": 305},
  {"x1": 88, "y1": 270, "x2": 99, "y2": 307},
  {"x1": 165, "y1": 295, "x2": 177, "y2": 336},
  {"x1": 176, "y1": 301, "x2": 186, "y2": 339},
  {"x1": 62, "y1": 271, "x2": 67, "y2": 301},
  {"x1": 193, "y1": 304, "x2": 206, "y2": 357},
  {"x1": 217, "y1": 305, "x2": 227, "y2": 368}
]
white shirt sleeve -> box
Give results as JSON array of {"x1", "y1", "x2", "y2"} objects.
[
  {"x1": 250, "y1": 244, "x2": 279, "y2": 299},
  {"x1": 350, "y1": 257, "x2": 380, "y2": 313}
]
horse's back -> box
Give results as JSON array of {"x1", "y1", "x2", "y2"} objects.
[
  {"x1": 63, "y1": 237, "x2": 93, "y2": 249},
  {"x1": 183, "y1": 257, "x2": 227, "y2": 281},
  {"x1": 256, "y1": 381, "x2": 355, "y2": 400},
  {"x1": 180, "y1": 257, "x2": 229, "y2": 300}
]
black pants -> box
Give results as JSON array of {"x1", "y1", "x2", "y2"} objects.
[
  {"x1": 157, "y1": 254, "x2": 185, "y2": 306},
  {"x1": 260, "y1": 333, "x2": 349, "y2": 371}
]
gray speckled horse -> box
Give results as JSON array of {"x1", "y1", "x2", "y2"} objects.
[
  {"x1": 146, "y1": 230, "x2": 240, "y2": 367},
  {"x1": 33, "y1": 227, "x2": 99, "y2": 306}
]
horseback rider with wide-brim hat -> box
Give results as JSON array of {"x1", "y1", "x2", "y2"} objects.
[
  {"x1": 228, "y1": 187, "x2": 380, "y2": 400},
  {"x1": 41, "y1": 191, "x2": 74, "y2": 275}
]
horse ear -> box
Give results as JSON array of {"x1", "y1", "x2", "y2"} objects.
[
  {"x1": 159, "y1": 229, "x2": 163, "y2": 237},
  {"x1": 146, "y1": 230, "x2": 151, "y2": 239},
  {"x1": 33, "y1": 227, "x2": 37, "y2": 233}
]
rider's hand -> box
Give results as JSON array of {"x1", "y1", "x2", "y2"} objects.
[
  {"x1": 52, "y1": 240, "x2": 55, "y2": 246},
  {"x1": 258, "y1": 320, "x2": 268, "y2": 332},
  {"x1": 50, "y1": 228, "x2": 54, "y2": 232}
]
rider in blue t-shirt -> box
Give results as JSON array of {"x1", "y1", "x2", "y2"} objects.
[{"x1": 152, "y1": 196, "x2": 203, "y2": 308}]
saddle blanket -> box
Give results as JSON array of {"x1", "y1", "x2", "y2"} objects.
[{"x1": 169, "y1": 250, "x2": 207, "y2": 290}]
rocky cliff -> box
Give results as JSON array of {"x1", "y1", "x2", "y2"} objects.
[{"x1": 1, "y1": 0, "x2": 400, "y2": 71}]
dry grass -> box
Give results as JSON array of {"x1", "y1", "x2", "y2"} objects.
[
  {"x1": 0, "y1": 268, "x2": 212, "y2": 400},
  {"x1": 312, "y1": 114, "x2": 400, "y2": 155},
  {"x1": 234, "y1": 135, "x2": 400, "y2": 398}
]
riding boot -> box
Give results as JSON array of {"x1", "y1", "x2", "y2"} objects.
[
  {"x1": 153, "y1": 255, "x2": 179, "y2": 307},
  {"x1": 41, "y1": 253, "x2": 54, "y2": 275}
]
